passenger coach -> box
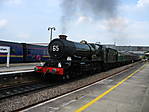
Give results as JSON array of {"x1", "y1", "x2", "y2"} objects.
[{"x1": 0, "y1": 40, "x2": 49, "y2": 63}]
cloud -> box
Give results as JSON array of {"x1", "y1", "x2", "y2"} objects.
[
  {"x1": 97, "y1": 17, "x2": 130, "y2": 45},
  {"x1": 0, "y1": 19, "x2": 8, "y2": 29},
  {"x1": 137, "y1": 0, "x2": 149, "y2": 7},
  {"x1": 75, "y1": 16, "x2": 149, "y2": 45},
  {"x1": 126, "y1": 20, "x2": 149, "y2": 36},
  {"x1": 101, "y1": 17, "x2": 129, "y2": 32},
  {"x1": 102, "y1": 19, "x2": 149, "y2": 45},
  {"x1": 77, "y1": 16, "x2": 92, "y2": 24}
]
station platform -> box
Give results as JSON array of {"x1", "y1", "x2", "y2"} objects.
[
  {"x1": 0, "y1": 63, "x2": 40, "y2": 73},
  {"x1": 23, "y1": 62, "x2": 149, "y2": 112}
]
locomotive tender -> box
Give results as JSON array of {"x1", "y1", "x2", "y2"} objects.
[{"x1": 35, "y1": 35, "x2": 139, "y2": 79}]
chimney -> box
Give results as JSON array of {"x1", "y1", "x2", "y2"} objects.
[{"x1": 59, "y1": 35, "x2": 67, "y2": 40}]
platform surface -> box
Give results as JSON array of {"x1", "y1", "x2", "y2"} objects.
[
  {"x1": 0, "y1": 63, "x2": 40, "y2": 73},
  {"x1": 23, "y1": 63, "x2": 149, "y2": 112}
]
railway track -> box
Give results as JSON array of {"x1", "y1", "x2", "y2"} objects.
[
  {"x1": 0, "y1": 71, "x2": 41, "y2": 89},
  {"x1": 0, "y1": 81, "x2": 56, "y2": 100},
  {"x1": 0, "y1": 72, "x2": 86, "y2": 100},
  {"x1": 0, "y1": 69, "x2": 94, "y2": 100},
  {"x1": 0, "y1": 71, "x2": 72, "y2": 100},
  {"x1": 0, "y1": 71, "x2": 48, "y2": 100}
]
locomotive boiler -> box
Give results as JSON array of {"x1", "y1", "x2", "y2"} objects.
[{"x1": 48, "y1": 35, "x2": 103, "y2": 61}]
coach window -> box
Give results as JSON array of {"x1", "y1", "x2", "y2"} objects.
[
  {"x1": 44, "y1": 50, "x2": 46, "y2": 55},
  {"x1": 11, "y1": 48, "x2": 16, "y2": 54}
]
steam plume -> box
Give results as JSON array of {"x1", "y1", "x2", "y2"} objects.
[
  {"x1": 61, "y1": 0, "x2": 77, "y2": 33},
  {"x1": 61, "y1": 0, "x2": 119, "y2": 33}
]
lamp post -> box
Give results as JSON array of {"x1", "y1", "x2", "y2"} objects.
[{"x1": 48, "y1": 27, "x2": 56, "y2": 42}]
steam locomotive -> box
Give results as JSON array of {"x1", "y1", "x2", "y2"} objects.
[{"x1": 34, "y1": 35, "x2": 140, "y2": 79}]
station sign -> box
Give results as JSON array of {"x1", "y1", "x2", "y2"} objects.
[
  {"x1": 0, "y1": 46, "x2": 10, "y2": 53},
  {"x1": 0, "y1": 46, "x2": 10, "y2": 67}
]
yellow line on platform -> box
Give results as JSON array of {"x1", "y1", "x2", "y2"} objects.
[{"x1": 75, "y1": 63, "x2": 146, "y2": 112}]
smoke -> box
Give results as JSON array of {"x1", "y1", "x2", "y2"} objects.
[
  {"x1": 60, "y1": 0, "x2": 119, "y2": 33},
  {"x1": 79, "y1": 0, "x2": 118, "y2": 18},
  {"x1": 61, "y1": 0, "x2": 77, "y2": 33}
]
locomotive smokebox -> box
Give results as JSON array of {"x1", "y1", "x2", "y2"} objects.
[{"x1": 59, "y1": 35, "x2": 67, "y2": 40}]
